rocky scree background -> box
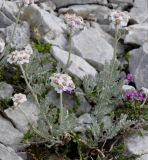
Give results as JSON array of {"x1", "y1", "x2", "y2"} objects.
[{"x1": 0, "y1": 0, "x2": 148, "y2": 159}]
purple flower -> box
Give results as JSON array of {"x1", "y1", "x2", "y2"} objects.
[
  {"x1": 125, "y1": 73, "x2": 134, "y2": 84},
  {"x1": 124, "y1": 90, "x2": 145, "y2": 102},
  {"x1": 137, "y1": 92, "x2": 145, "y2": 102},
  {"x1": 124, "y1": 90, "x2": 136, "y2": 101}
]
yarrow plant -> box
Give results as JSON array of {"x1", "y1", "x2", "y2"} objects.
[
  {"x1": 64, "y1": 13, "x2": 84, "y2": 34},
  {"x1": 110, "y1": 10, "x2": 130, "y2": 29},
  {"x1": 109, "y1": 10, "x2": 130, "y2": 82},
  {"x1": 12, "y1": 93, "x2": 27, "y2": 106},
  {"x1": 7, "y1": 45, "x2": 33, "y2": 65},
  {"x1": 0, "y1": 0, "x2": 33, "y2": 66},
  {"x1": 50, "y1": 73, "x2": 75, "y2": 94},
  {"x1": 50, "y1": 73, "x2": 75, "y2": 124},
  {"x1": 0, "y1": 37, "x2": 5, "y2": 53},
  {"x1": 63, "y1": 13, "x2": 84, "y2": 70}
]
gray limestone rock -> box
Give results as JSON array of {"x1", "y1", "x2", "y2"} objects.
[
  {"x1": 0, "y1": 0, "x2": 19, "y2": 21},
  {"x1": 5, "y1": 101, "x2": 39, "y2": 133},
  {"x1": 71, "y1": 28, "x2": 114, "y2": 70},
  {"x1": 0, "y1": 11, "x2": 13, "y2": 28},
  {"x1": 51, "y1": 46, "x2": 97, "y2": 80},
  {"x1": 0, "y1": 144, "x2": 23, "y2": 160},
  {"x1": 129, "y1": 43, "x2": 148, "y2": 89},
  {"x1": 23, "y1": 4, "x2": 66, "y2": 38},
  {"x1": 51, "y1": 0, "x2": 107, "y2": 8},
  {"x1": 5, "y1": 21, "x2": 30, "y2": 49},
  {"x1": 124, "y1": 131, "x2": 148, "y2": 155},
  {"x1": 0, "y1": 82, "x2": 13, "y2": 100},
  {"x1": 134, "y1": 0, "x2": 148, "y2": 9},
  {"x1": 59, "y1": 5, "x2": 111, "y2": 24},
  {"x1": 0, "y1": 116, "x2": 23, "y2": 149},
  {"x1": 130, "y1": 8, "x2": 148, "y2": 24},
  {"x1": 125, "y1": 24, "x2": 148, "y2": 45},
  {"x1": 109, "y1": 0, "x2": 134, "y2": 4}
]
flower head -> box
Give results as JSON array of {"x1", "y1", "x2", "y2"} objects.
[
  {"x1": 110, "y1": 10, "x2": 130, "y2": 29},
  {"x1": 0, "y1": 37, "x2": 5, "y2": 53},
  {"x1": 49, "y1": 73, "x2": 75, "y2": 94},
  {"x1": 7, "y1": 46, "x2": 33, "y2": 65},
  {"x1": 124, "y1": 90, "x2": 145, "y2": 102},
  {"x1": 125, "y1": 73, "x2": 134, "y2": 84},
  {"x1": 12, "y1": 93, "x2": 27, "y2": 106},
  {"x1": 64, "y1": 13, "x2": 84, "y2": 33}
]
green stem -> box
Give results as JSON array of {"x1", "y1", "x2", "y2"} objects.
[
  {"x1": 65, "y1": 33, "x2": 72, "y2": 71},
  {"x1": 110, "y1": 24, "x2": 118, "y2": 79},
  {"x1": 20, "y1": 64, "x2": 40, "y2": 107},
  {"x1": 19, "y1": 64, "x2": 53, "y2": 134},
  {"x1": 60, "y1": 92, "x2": 63, "y2": 124},
  {"x1": 76, "y1": 137, "x2": 83, "y2": 160}
]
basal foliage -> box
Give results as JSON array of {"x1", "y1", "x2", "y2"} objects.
[{"x1": 83, "y1": 62, "x2": 135, "y2": 147}]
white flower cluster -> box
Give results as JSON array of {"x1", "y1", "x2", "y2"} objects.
[
  {"x1": 64, "y1": 13, "x2": 84, "y2": 33},
  {"x1": 50, "y1": 73, "x2": 75, "y2": 94},
  {"x1": 110, "y1": 10, "x2": 130, "y2": 28},
  {"x1": 12, "y1": 93, "x2": 27, "y2": 106},
  {"x1": 7, "y1": 45, "x2": 33, "y2": 65},
  {"x1": 0, "y1": 37, "x2": 5, "y2": 53}
]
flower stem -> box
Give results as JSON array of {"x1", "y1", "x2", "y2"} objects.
[
  {"x1": 19, "y1": 64, "x2": 53, "y2": 134},
  {"x1": 20, "y1": 64, "x2": 40, "y2": 107},
  {"x1": 0, "y1": 4, "x2": 23, "y2": 64},
  {"x1": 65, "y1": 33, "x2": 72, "y2": 71},
  {"x1": 60, "y1": 92, "x2": 63, "y2": 124},
  {"x1": 110, "y1": 24, "x2": 118, "y2": 79}
]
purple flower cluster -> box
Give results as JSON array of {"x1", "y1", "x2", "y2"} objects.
[
  {"x1": 124, "y1": 90, "x2": 145, "y2": 102},
  {"x1": 125, "y1": 73, "x2": 134, "y2": 84}
]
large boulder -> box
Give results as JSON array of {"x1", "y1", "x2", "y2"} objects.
[
  {"x1": 134, "y1": 0, "x2": 148, "y2": 9},
  {"x1": 0, "y1": 11, "x2": 13, "y2": 28},
  {"x1": 130, "y1": 8, "x2": 148, "y2": 24},
  {"x1": 0, "y1": 116, "x2": 23, "y2": 149},
  {"x1": 0, "y1": 144, "x2": 23, "y2": 160},
  {"x1": 124, "y1": 131, "x2": 148, "y2": 155},
  {"x1": 125, "y1": 24, "x2": 148, "y2": 45},
  {"x1": 5, "y1": 21, "x2": 30, "y2": 49},
  {"x1": 129, "y1": 0, "x2": 148, "y2": 25},
  {"x1": 129, "y1": 43, "x2": 148, "y2": 89},
  {"x1": 0, "y1": 0, "x2": 19, "y2": 21},
  {"x1": 51, "y1": 0, "x2": 107, "y2": 8},
  {"x1": 59, "y1": 5, "x2": 111, "y2": 24},
  {"x1": 0, "y1": 82, "x2": 13, "y2": 100},
  {"x1": 5, "y1": 101, "x2": 39, "y2": 133},
  {"x1": 23, "y1": 4, "x2": 66, "y2": 37},
  {"x1": 108, "y1": 0, "x2": 133, "y2": 4},
  {"x1": 71, "y1": 28, "x2": 114, "y2": 70},
  {"x1": 51, "y1": 46, "x2": 97, "y2": 80}
]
